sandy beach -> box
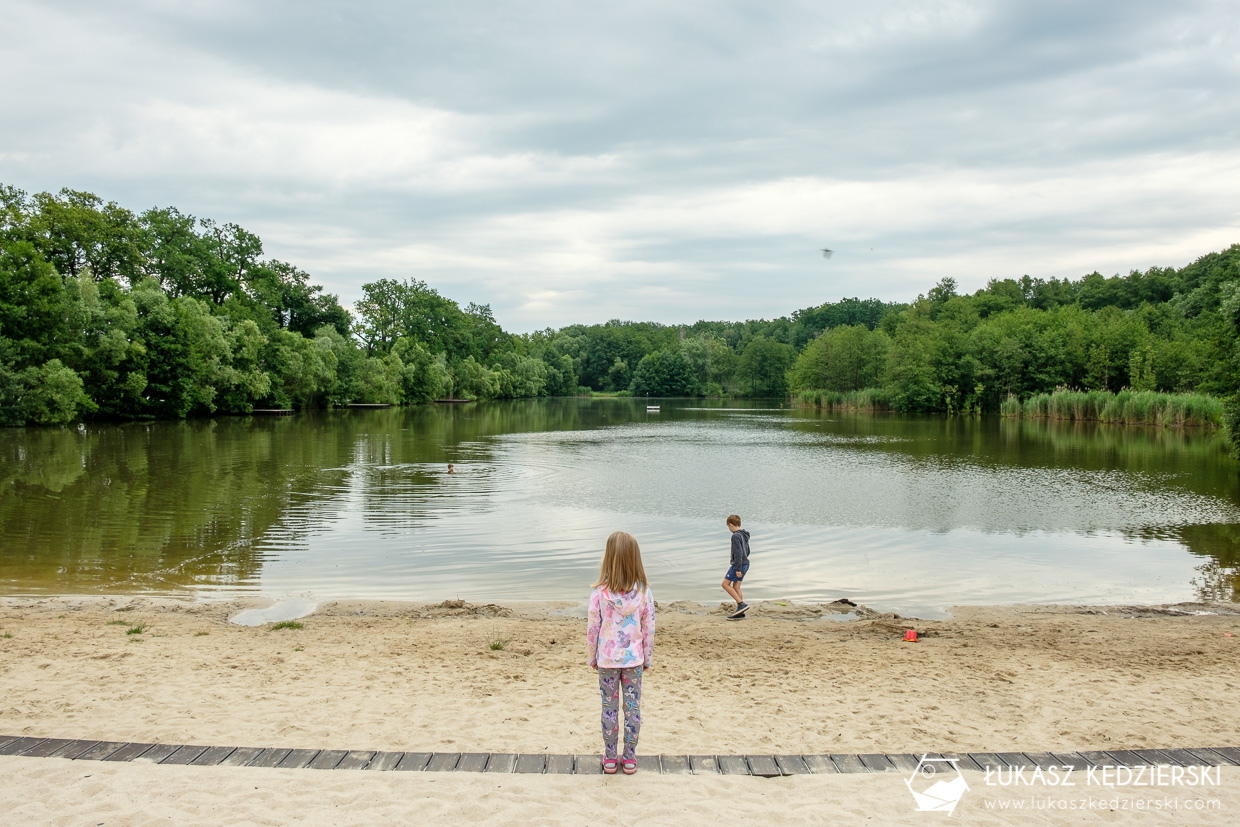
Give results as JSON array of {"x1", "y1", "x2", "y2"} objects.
[{"x1": 3, "y1": 596, "x2": 1239, "y2": 824}]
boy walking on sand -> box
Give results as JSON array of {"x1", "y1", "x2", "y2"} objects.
[{"x1": 721, "y1": 514, "x2": 751, "y2": 620}]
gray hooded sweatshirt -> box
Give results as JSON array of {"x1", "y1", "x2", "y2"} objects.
[{"x1": 730, "y1": 528, "x2": 751, "y2": 570}]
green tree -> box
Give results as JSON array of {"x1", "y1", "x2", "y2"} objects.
[
  {"x1": 632, "y1": 349, "x2": 697, "y2": 396},
  {"x1": 736, "y1": 336, "x2": 793, "y2": 397}
]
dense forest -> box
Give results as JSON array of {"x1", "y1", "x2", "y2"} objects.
[{"x1": 3, "y1": 184, "x2": 1240, "y2": 443}]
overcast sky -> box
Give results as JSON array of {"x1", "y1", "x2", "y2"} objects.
[{"x1": 2, "y1": 1, "x2": 1238, "y2": 331}]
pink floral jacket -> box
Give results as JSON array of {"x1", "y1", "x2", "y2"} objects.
[{"x1": 587, "y1": 585, "x2": 655, "y2": 669}]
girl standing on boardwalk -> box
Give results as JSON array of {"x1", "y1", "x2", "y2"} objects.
[{"x1": 587, "y1": 531, "x2": 655, "y2": 775}]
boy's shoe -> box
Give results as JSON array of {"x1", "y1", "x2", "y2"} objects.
[
  {"x1": 726, "y1": 612, "x2": 746, "y2": 621},
  {"x1": 728, "y1": 602, "x2": 749, "y2": 618}
]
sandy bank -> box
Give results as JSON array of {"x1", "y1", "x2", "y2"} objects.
[{"x1": 2, "y1": 596, "x2": 1239, "y2": 759}]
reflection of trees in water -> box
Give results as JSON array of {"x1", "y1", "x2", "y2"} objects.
[
  {"x1": 1179, "y1": 524, "x2": 1240, "y2": 602},
  {"x1": 0, "y1": 418, "x2": 345, "y2": 592},
  {"x1": 0, "y1": 399, "x2": 633, "y2": 593},
  {"x1": 342, "y1": 399, "x2": 621, "y2": 534},
  {"x1": 785, "y1": 412, "x2": 1236, "y2": 497}
]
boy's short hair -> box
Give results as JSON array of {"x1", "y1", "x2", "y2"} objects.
[{"x1": 726, "y1": 514, "x2": 741, "y2": 527}]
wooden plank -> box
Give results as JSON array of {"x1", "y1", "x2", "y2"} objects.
[
  {"x1": 395, "y1": 752, "x2": 431, "y2": 771},
  {"x1": 0, "y1": 736, "x2": 20, "y2": 751},
  {"x1": 746, "y1": 755, "x2": 781, "y2": 777},
  {"x1": 886, "y1": 754, "x2": 922, "y2": 773},
  {"x1": 574, "y1": 755, "x2": 603, "y2": 775},
  {"x1": 19, "y1": 738, "x2": 75, "y2": 758},
  {"x1": 545, "y1": 754, "x2": 574, "y2": 775},
  {"x1": 309, "y1": 750, "x2": 347, "y2": 770},
  {"x1": 1106, "y1": 749, "x2": 1153, "y2": 766},
  {"x1": 515, "y1": 754, "x2": 546, "y2": 774},
  {"x1": 936, "y1": 753, "x2": 984, "y2": 772},
  {"x1": 1186, "y1": 748, "x2": 1232, "y2": 767},
  {"x1": 661, "y1": 755, "x2": 691, "y2": 775},
  {"x1": 1161, "y1": 748, "x2": 1209, "y2": 767},
  {"x1": 248, "y1": 748, "x2": 293, "y2": 768},
  {"x1": 774, "y1": 755, "x2": 810, "y2": 775},
  {"x1": 635, "y1": 755, "x2": 661, "y2": 774},
  {"x1": 367, "y1": 751, "x2": 405, "y2": 771},
  {"x1": 134, "y1": 744, "x2": 180, "y2": 764},
  {"x1": 455, "y1": 753, "x2": 489, "y2": 773},
  {"x1": 44, "y1": 740, "x2": 100, "y2": 759},
  {"x1": 189, "y1": 746, "x2": 237, "y2": 766},
  {"x1": 1024, "y1": 752, "x2": 1062, "y2": 770},
  {"x1": 717, "y1": 755, "x2": 751, "y2": 775},
  {"x1": 1049, "y1": 752, "x2": 1094, "y2": 771},
  {"x1": 995, "y1": 752, "x2": 1037, "y2": 769},
  {"x1": 829, "y1": 753, "x2": 870, "y2": 773},
  {"x1": 277, "y1": 749, "x2": 320, "y2": 769},
  {"x1": 0, "y1": 737, "x2": 46, "y2": 756},
  {"x1": 858, "y1": 754, "x2": 895, "y2": 772},
  {"x1": 1206, "y1": 747, "x2": 1240, "y2": 766},
  {"x1": 689, "y1": 755, "x2": 719, "y2": 775},
  {"x1": 160, "y1": 745, "x2": 209, "y2": 765},
  {"x1": 73, "y1": 741, "x2": 127, "y2": 761},
  {"x1": 217, "y1": 747, "x2": 265, "y2": 767},
  {"x1": 426, "y1": 752, "x2": 461, "y2": 772},
  {"x1": 1134, "y1": 749, "x2": 1178, "y2": 766},
  {"x1": 104, "y1": 742, "x2": 155, "y2": 762},
  {"x1": 484, "y1": 753, "x2": 516, "y2": 773},
  {"x1": 335, "y1": 751, "x2": 376, "y2": 771},
  {"x1": 966, "y1": 752, "x2": 1006, "y2": 771},
  {"x1": 800, "y1": 754, "x2": 839, "y2": 774},
  {"x1": 1140, "y1": 748, "x2": 1190, "y2": 768},
  {"x1": 1077, "y1": 751, "x2": 1117, "y2": 768}
]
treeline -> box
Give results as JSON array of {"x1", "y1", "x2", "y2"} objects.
[
  {"x1": 0, "y1": 184, "x2": 900, "y2": 424},
  {"x1": 4, "y1": 184, "x2": 1240, "y2": 439},
  {"x1": 787, "y1": 249, "x2": 1240, "y2": 419}
]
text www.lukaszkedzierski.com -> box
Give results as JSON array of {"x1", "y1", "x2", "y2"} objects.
[{"x1": 985, "y1": 796, "x2": 1221, "y2": 812}]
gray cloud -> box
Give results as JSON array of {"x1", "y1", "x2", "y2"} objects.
[{"x1": 1, "y1": 0, "x2": 1237, "y2": 330}]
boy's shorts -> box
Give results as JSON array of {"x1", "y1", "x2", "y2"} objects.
[{"x1": 725, "y1": 563, "x2": 750, "y2": 583}]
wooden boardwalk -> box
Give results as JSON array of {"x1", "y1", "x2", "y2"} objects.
[{"x1": 1, "y1": 736, "x2": 1236, "y2": 775}]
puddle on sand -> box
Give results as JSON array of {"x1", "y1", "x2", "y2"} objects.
[{"x1": 230, "y1": 597, "x2": 318, "y2": 626}]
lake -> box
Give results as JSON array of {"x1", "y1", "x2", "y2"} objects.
[{"x1": 1, "y1": 399, "x2": 1238, "y2": 616}]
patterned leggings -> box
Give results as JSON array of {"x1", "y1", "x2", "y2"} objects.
[{"x1": 598, "y1": 665, "x2": 643, "y2": 760}]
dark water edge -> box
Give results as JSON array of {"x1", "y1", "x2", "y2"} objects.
[{"x1": 1, "y1": 400, "x2": 1237, "y2": 616}]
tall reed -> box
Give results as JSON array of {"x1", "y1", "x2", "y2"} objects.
[
  {"x1": 793, "y1": 387, "x2": 893, "y2": 411},
  {"x1": 1013, "y1": 388, "x2": 1222, "y2": 428}
]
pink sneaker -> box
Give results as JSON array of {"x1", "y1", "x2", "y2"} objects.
[
  {"x1": 603, "y1": 758, "x2": 618, "y2": 774},
  {"x1": 622, "y1": 759, "x2": 637, "y2": 775}
]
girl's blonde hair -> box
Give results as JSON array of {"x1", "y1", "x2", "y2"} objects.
[{"x1": 594, "y1": 530, "x2": 649, "y2": 594}]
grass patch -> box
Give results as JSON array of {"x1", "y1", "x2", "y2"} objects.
[
  {"x1": 106, "y1": 619, "x2": 128, "y2": 626},
  {"x1": 125, "y1": 624, "x2": 148, "y2": 635},
  {"x1": 194, "y1": 631, "x2": 210, "y2": 636},
  {"x1": 488, "y1": 637, "x2": 510, "y2": 651},
  {"x1": 270, "y1": 621, "x2": 304, "y2": 631},
  {"x1": 293, "y1": 646, "x2": 304, "y2": 652},
  {"x1": 1, "y1": 631, "x2": 11, "y2": 639}
]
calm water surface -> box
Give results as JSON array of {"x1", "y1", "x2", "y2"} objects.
[{"x1": 2, "y1": 400, "x2": 1238, "y2": 616}]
